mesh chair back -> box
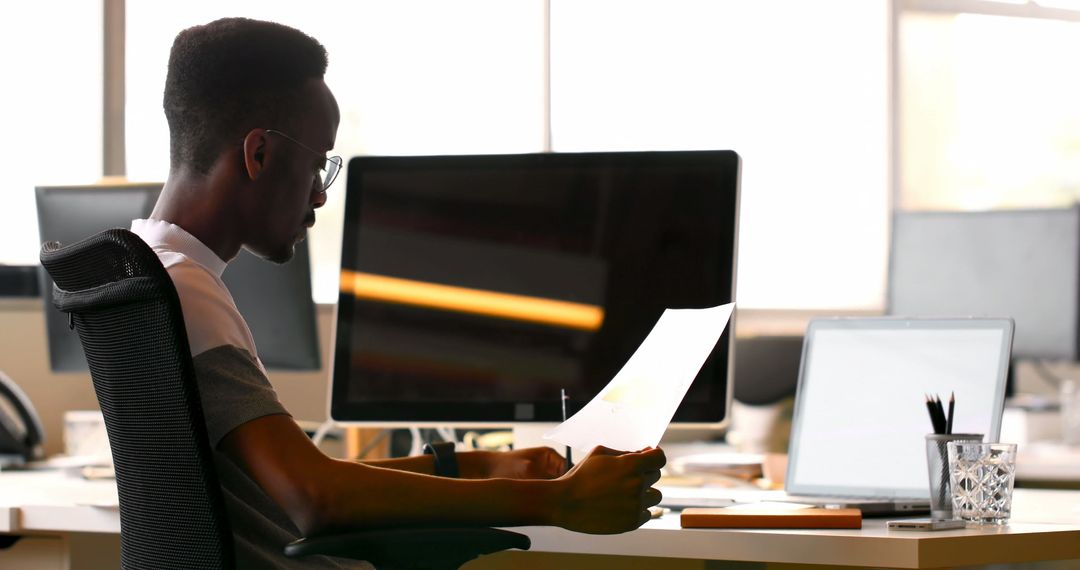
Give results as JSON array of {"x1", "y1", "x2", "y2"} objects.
[{"x1": 41, "y1": 229, "x2": 233, "y2": 570}]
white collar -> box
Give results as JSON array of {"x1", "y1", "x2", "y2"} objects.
[{"x1": 130, "y1": 218, "x2": 228, "y2": 277}]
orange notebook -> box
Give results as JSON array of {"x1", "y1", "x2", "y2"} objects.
[{"x1": 680, "y1": 504, "x2": 862, "y2": 529}]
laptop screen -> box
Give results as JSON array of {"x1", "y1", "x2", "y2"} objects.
[{"x1": 785, "y1": 318, "x2": 1013, "y2": 499}]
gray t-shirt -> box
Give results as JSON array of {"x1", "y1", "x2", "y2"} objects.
[
  {"x1": 194, "y1": 346, "x2": 357, "y2": 569},
  {"x1": 132, "y1": 218, "x2": 367, "y2": 569}
]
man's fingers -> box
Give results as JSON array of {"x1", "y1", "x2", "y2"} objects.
[
  {"x1": 635, "y1": 448, "x2": 667, "y2": 471},
  {"x1": 589, "y1": 445, "x2": 624, "y2": 457},
  {"x1": 644, "y1": 487, "x2": 663, "y2": 508},
  {"x1": 539, "y1": 447, "x2": 567, "y2": 476},
  {"x1": 642, "y1": 469, "x2": 662, "y2": 488}
]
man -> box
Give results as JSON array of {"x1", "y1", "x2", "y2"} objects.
[{"x1": 132, "y1": 17, "x2": 665, "y2": 568}]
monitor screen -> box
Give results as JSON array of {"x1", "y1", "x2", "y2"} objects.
[
  {"x1": 889, "y1": 207, "x2": 1080, "y2": 361},
  {"x1": 35, "y1": 183, "x2": 321, "y2": 371},
  {"x1": 331, "y1": 151, "x2": 740, "y2": 425}
]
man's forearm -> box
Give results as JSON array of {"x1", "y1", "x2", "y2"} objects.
[
  {"x1": 313, "y1": 459, "x2": 560, "y2": 535},
  {"x1": 359, "y1": 455, "x2": 435, "y2": 474},
  {"x1": 222, "y1": 417, "x2": 560, "y2": 535},
  {"x1": 221, "y1": 415, "x2": 661, "y2": 537},
  {"x1": 359, "y1": 451, "x2": 495, "y2": 478}
]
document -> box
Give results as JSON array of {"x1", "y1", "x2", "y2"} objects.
[{"x1": 545, "y1": 303, "x2": 735, "y2": 452}]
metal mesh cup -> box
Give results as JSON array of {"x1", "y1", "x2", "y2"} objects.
[{"x1": 925, "y1": 433, "x2": 983, "y2": 520}]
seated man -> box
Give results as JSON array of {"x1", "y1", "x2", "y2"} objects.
[{"x1": 132, "y1": 17, "x2": 664, "y2": 569}]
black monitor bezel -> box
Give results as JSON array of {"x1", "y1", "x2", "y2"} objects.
[{"x1": 330, "y1": 150, "x2": 740, "y2": 424}]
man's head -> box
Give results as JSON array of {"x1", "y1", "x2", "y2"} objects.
[{"x1": 164, "y1": 18, "x2": 340, "y2": 263}]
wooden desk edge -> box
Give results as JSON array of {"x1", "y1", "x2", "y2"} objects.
[{"x1": 919, "y1": 525, "x2": 1080, "y2": 568}]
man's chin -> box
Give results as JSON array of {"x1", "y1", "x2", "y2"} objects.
[
  {"x1": 244, "y1": 235, "x2": 300, "y2": 265},
  {"x1": 265, "y1": 246, "x2": 295, "y2": 265}
]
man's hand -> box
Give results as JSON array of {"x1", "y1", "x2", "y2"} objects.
[
  {"x1": 458, "y1": 447, "x2": 567, "y2": 480},
  {"x1": 553, "y1": 446, "x2": 666, "y2": 535}
]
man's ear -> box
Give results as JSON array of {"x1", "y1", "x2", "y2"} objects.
[{"x1": 241, "y1": 129, "x2": 269, "y2": 181}]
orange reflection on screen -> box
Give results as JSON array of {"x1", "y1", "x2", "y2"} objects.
[{"x1": 339, "y1": 270, "x2": 604, "y2": 331}]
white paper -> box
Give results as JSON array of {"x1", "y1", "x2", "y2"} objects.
[{"x1": 544, "y1": 303, "x2": 735, "y2": 452}]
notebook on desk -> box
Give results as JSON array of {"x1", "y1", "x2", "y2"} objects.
[
  {"x1": 777, "y1": 317, "x2": 1013, "y2": 515},
  {"x1": 660, "y1": 317, "x2": 1014, "y2": 515}
]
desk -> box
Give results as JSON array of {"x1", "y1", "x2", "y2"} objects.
[
  {"x1": 1017, "y1": 441, "x2": 1080, "y2": 487},
  {"x1": 4, "y1": 471, "x2": 1080, "y2": 570},
  {"x1": 509, "y1": 490, "x2": 1080, "y2": 569},
  {"x1": 0, "y1": 470, "x2": 119, "y2": 569}
]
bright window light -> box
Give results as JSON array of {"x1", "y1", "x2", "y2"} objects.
[
  {"x1": 126, "y1": 1, "x2": 890, "y2": 310},
  {"x1": 1035, "y1": 0, "x2": 1080, "y2": 8},
  {"x1": 901, "y1": 12, "x2": 1080, "y2": 210},
  {"x1": 126, "y1": 1, "x2": 545, "y2": 303},
  {"x1": 0, "y1": 2, "x2": 102, "y2": 265},
  {"x1": 551, "y1": 0, "x2": 891, "y2": 310}
]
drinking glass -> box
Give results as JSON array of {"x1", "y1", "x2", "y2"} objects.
[{"x1": 947, "y1": 442, "x2": 1018, "y2": 525}]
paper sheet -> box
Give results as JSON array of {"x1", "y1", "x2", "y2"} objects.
[{"x1": 544, "y1": 303, "x2": 735, "y2": 452}]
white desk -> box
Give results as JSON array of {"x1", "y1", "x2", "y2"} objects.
[
  {"x1": 5, "y1": 470, "x2": 1080, "y2": 569},
  {"x1": 514, "y1": 490, "x2": 1080, "y2": 569},
  {"x1": 0, "y1": 470, "x2": 119, "y2": 570},
  {"x1": 0, "y1": 470, "x2": 119, "y2": 535},
  {"x1": 1017, "y1": 441, "x2": 1080, "y2": 485}
]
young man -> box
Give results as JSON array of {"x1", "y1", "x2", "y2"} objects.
[{"x1": 132, "y1": 17, "x2": 665, "y2": 568}]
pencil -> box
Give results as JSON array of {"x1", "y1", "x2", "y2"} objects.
[
  {"x1": 561, "y1": 389, "x2": 573, "y2": 471},
  {"x1": 927, "y1": 394, "x2": 939, "y2": 434},
  {"x1": 934, "y1": 395, "x2": 946, "y2": 435},
  {"x1": 926, "y1": 394, "x2": 946, "y2": 434},
  {"x1": 946, "y1": 392, "x2": 954, "y2": 435},
  {"x1": 925, "y1": 394, "x2": 938, "y2": 434}
]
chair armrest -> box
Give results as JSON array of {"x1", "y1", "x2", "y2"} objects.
[{"x1": 284, "y1": 527, "x2": 530, "y2": 570}]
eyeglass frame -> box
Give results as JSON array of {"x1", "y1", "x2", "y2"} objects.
[{"x1": 264, "y1": 128, "x2": 343, "y2": 192}]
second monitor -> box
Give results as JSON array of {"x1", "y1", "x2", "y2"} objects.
[
  {"x1": 331, "y1": 150, "x2": 741, "y2": 426},
  {"x1": 889, "y1": 207, "x2": 1080, "y2": 395},
  {"x1": 889, "y1": 208, "x2": 1080, "y2": 358},
  {"x1": 35, "y1": 183, "x2": 321, "y2": 372}
]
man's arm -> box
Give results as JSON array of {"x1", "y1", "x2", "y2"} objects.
[
  {"x1": 219, "y1": 414, "x2": 664, "y2": 537},
  {"x1": 360, "y1": 447, "x2": 567, "y2": 479}
]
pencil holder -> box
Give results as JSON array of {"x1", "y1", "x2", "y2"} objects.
[{"x1": 925, "y1": 433, "x2": 982, "y2": 520}]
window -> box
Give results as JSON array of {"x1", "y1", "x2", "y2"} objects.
[
  {"x1": 551, "y1": 0, "x2": 891, "y2": 310},
  {"x1": 900, "y1": 3, "x2": 1080, "y2": 210},
  {"x1": 126, "y1": 0, "x2": 545, "y2": 303},
  {"x1": 4, "y1": 2, "x2": 895, "y2": 310},
  {"x1": 0, "y1": 2, "x2": 102, "y2": 265}
]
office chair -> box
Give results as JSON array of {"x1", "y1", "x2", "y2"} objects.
[{"x1": 41, "y1": 229, "x2": 529, "y2": 570}]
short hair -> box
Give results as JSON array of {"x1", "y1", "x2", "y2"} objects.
[{"x1": 164, "y1": 18, "x2": 329, "y2": 174}]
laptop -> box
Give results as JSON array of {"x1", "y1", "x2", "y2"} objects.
[{"x1": 779, "y1": 317, "x2": 1014, "y2": 515}]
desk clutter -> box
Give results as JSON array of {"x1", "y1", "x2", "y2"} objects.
[
  {"x1": 667, "y1": 451, "x2": 764, "y2": 482},
  {"x1": 659, "y1": 318, "x2": 1017, "y2": 527},
  {"x1": 922, "y1": 392, "x2": 1020, "y2": 525}
]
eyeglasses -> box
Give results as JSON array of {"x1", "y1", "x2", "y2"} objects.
[{"x1": 265, "y1": 129, "x2": 343, "y2": 192}]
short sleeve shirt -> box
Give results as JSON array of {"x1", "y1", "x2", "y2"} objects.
[{"x1": 131, "y1": 218, "x2": 361, "y2": 570}]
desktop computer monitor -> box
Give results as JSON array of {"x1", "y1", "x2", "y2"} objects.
[
  {"x1": 330, "y1": 150, "x2": 740, "y2": 427},
  {"x1": 35, "y1": 183, "x2": 321, "y2": 371},
  {"x1": 888, "y1": 207, "x2": 1080, "y2": 370}
]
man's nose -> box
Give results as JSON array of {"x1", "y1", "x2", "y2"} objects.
[{"x1": 312, "y1": 186, "x2": 328, "y2": 209}]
